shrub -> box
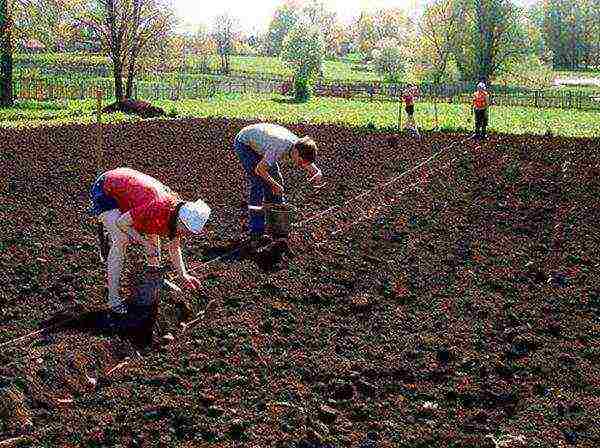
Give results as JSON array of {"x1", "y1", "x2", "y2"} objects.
[
  {"x1": 281, "y1": 22, "x2": 325, "y2": 101},
  {"x1": 372, "y1": 38, "x2": 406, "y2": 84}
]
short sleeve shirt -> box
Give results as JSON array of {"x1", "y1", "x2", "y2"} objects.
[
  {"x1": 236, "y1": 123, "x2": 299, "y2": 166},
  {"x1": 102, "y1": 168, "x2": 178, "y2": 236}
]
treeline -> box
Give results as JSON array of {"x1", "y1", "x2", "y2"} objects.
[{"x1": 542, "y1": 0, "x2": 600, "y2": 70}]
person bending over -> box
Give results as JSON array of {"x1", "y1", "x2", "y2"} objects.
[{"x1": 89, "y1": 167, "x2": 210, "y2": 315}]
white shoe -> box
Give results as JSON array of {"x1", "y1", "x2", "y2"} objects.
[{"x1": 109, "y1": 296, "x2": 128, "y2": 314}]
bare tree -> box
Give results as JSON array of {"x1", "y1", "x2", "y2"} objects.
[
  {"x1": 212, "y1": 13, "x2": 239, "y2": 74},
  {"x1": 418, "y1": 0, "x2": 460, "y2": 83},
  {"x1": 76, "y1": 0, "x2": 176, "y2": 101},
  {"x1": 0, "y1": 0, "x2": 13, "y2": 107}
]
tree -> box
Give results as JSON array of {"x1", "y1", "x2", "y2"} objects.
[
  {"x1": 543, "y1": 0, "x2": 600, "y2": 70},
  {"x1": 373, "y1": 7, "x2": 414, "y2": 42},
  {"x1": 266, "y1": 0, "x2": 302, "y2": 56},
  {"x1": 212, "y1": 13, "x2": 239, "y2": 74},
  {"x1": 450, "y1": 0, "x2": 528, "y2": 82},
  {"x1": 281, "y1": 21, "x2": 325, "y2": 101},
  {"x1": 373, "y1": 38, "x2": 406, "y2": 83},
  {"x1": 0, "y1": 0, "x2": 13, "y2": 107},
  {"x1": 303, "y1": 0, "x2": 338, "y2": 59},
  {"x1": 74, "y1": 0, "x2": 176, "y2": 101},
  {"x1": 325, "y1": 20, "x2": 350, "y2": 57},
  {"x1": 524, "y1": 1, "x2": 547, "y2": 59},
  {"x1": 418, "y1": 0, "x2": 461, "y2": 83},
  {"x1": 354, "y1": 12, "x2": 377, "y2": 56},
  {"x1": 189, "y1": 25, "x2": 216, "y2": 73},
  {"x1": 13, "y1": 0, "x2": 84, "y2": 52}
]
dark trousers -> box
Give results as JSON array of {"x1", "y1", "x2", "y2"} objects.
[
  {"x1": 474, "y1": 109, "x2": 488, "y2": 138},
  {"x1": 234, "y1": 138, "x2": 285, "y2": 235}
]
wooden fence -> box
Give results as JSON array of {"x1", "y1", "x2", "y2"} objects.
[
  {"x1": 12, "y1": 75, "x2": 600, "y2": 112},
  {"x1": 13, "y1": 76, "x2": 289, "y2": 102},
  {"x1": 311, "y1": 80, "x2": 600, "y2": 112}
]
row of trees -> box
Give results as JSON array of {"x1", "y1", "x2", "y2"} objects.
[{"x1": 543, "y1": 0, "x2": 600, "y2": 70}]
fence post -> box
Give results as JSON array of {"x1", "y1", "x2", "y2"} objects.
[
  {"x1": 397, "y1": 88, "x2": 401, "y2": 133},
  {"x1": 434, "y1": 87, "x2": 439, "y2": 131},
  {"x1": 398, "y1": 87, "x2": 403, "y2": 132},
  {"x1": 95, "y1": 88, "x2": 104, "y2": 176}
]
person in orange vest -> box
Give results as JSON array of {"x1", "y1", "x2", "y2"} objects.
[
  {"x1": 473, "y1": 82, "x2": 490, "y2": 140},
  {"x1": 89, "y1": 168, "x2": 211, "y2": 316},
  {"x1": 403, "y1": 84, "x2": 421, "y2": 138}
]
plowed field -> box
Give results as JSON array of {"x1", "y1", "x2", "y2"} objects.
[{"x1": 1, "y1": 119, "x2": 599, "y2": 447}]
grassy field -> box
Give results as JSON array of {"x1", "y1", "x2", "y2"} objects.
[
  {"x1": 16, "y1": 53, "x2": 383, "y2": 83},
  {"x1": 1, "y1": 94, "x2": 599, "y2": 138}
]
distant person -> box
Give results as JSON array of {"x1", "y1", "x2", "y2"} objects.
[
  {"x1": 89, "y1": 168, "x2": 210, "y2": 315},
  {"x1": 234, "y1": 123, "x2": 323, "y2": 249},
  {"x1": 473, "y1": 82, "x2": 490, "y2": 140},
  {"x1": 403, "y1": 84, "x2": 421, "y2": 138}
]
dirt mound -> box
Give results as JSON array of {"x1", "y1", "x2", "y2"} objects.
[{"x1": 102, "y1": 99, "x2": 166, "y2": 118}]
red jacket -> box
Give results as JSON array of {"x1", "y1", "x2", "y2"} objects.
[{"x1": 103, "y1": 168, "x2": 179, "y2": 236}]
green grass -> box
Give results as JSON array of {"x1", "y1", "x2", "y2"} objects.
[
  {"x1": 1, "y1": 93, "x2": 599, "y2": 138},
  {"x1": 16, "y1": 52, "x2": 382, "y2": 83},
  {"x1": 228, "y1": 56, "x2": 292, "y2": 77}
]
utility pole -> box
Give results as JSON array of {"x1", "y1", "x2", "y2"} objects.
[{"x1": 0, "y1": 0, "x2": 14, "y2": 107}]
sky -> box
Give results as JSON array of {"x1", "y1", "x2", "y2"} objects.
[{"x1": 175, "y1": 0, "x2": 422, "y2": 34}]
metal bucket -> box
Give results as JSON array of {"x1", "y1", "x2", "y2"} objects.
[{"x1": 265, "y1": 203, "x2": 294, "y2": 240}]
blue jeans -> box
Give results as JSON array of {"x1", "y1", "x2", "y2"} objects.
[
  {"x1": 234, "y1": 138, "x2": 285, "y2": 235},
  {"x1": 89, "y1": 173, "x2": 118, "y2": 217}
]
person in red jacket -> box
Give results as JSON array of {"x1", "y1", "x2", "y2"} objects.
[
  {"x1": 473, "y1": 82, "x2": 490, "y2": 140},
  {"x1": 403, "y1": 84, "x2": 421, "y2": 138},
  {"x1": 89, "y1": 168, "x2": 211, "y2": 315}
]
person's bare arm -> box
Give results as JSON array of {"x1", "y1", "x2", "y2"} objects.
[
  {"x1": 255, "y1": 157, "x2": 284, "y2": 195},
  {"x1": 165, "y1": 237, "x2": 202, "y2": 289}
]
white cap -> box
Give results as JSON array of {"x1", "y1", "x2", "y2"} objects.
[
  {"x1": 477, "y1": 82, "x2": 486, "y2": 90},
  {"x1": 179, "y1": 200, "x2": 211, "y2": 234}
]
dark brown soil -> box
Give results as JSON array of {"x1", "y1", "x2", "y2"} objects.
[{"x1": 1, "y1": 119, "x2": 599, "y2": 447}]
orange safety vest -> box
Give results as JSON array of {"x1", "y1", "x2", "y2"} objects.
[{"x1": 473, "y1": 91, "x2": 488, "y2": 109}]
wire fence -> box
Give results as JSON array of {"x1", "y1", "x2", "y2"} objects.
[{"x1": 11, "y1": 74, "x2": 600, "y2": 112}]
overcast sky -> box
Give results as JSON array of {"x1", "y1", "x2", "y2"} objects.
[{"x1": 175, "y1": 0, "x2": 423, "y2": 34}]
